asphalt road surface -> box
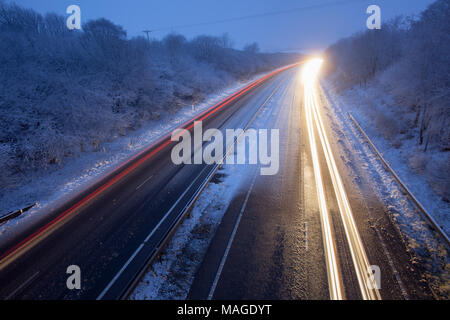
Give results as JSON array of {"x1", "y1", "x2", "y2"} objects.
[{"x1": 188, "y1": 65, "x2": 433, "y2": 300}]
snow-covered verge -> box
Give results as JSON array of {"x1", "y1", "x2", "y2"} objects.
[
  {"x1": 322, "y1": 79, "x2": 449, "y2": 234},
  {"x1": 0, "y1": 75, "x2": 263, "y2": 234},
  {"x1": 320, "y1": 80, "x2": 449, "y2": 298}
]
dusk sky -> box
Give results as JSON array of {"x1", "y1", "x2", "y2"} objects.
[{"x1": 13, "y1": 0, "x2": 434, "y2": 52}]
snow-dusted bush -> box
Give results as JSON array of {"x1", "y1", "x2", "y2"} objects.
[
  {"x1": 0, "y1": 1, "x2": 298, "y2": 193},
  {"x1": 426, "y1": 153, "x2": 450, "y2": 201},
  {"x1": 374, "y1": 112, "x2": 399, "y2": 141}
]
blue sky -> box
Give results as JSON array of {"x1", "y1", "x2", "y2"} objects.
[{"x1": 13, "y1": 0, "x2": 434, "y2": 52}]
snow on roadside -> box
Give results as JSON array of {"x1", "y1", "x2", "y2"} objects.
[
  {"x1": 320, "y1": 81, "x2": 449, "y2": 234},
  {"x1": 129, "y1": 163, "x2": 249, "y2": 300},
  {"x1": 319, "y1": 80, "x2": 449, "y2": 297},
  {"x1": 0, "y1": 73, "x2": 266, "y2": 236}
]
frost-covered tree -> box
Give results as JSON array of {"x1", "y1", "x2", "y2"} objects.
[
  {"x1": 324, "y1": 0, "x2": 450, "y2": 199},
  {"x1": 0, "y1": 1, "x2": 298, "y2": 191}
]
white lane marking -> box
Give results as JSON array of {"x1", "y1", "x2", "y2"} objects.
[
  {"x1": 208, "y1": 170, "x2": 259, "y2": 300},
  {"x1": 310, "y1": 82, "x2": 381, "y2": 300},
  {"x1": 97, "y1": 166, "x2": 210, "y2": 300},
  {"x1": 305, "y1": 86, "x2": 343, "y2": 300},
  {"x1": 97, "y1": 74, "x2": 290, "y2": 300},
  {"x1": 6, "y1": 271, "x2": 40, "y2": 300},
  {"x1": 372, "y1": 223, "x2": 409, "y2": 299},
  {"x1": 140, "y1": 88, "x2": 277, "y2": 245},
  {"x1": 136, "y1": 175, "x2": 153, "y2": 190},
  {"x1": 207, "y1": 74, "x2": 292, "y2": 300},
  {"x1": 144, "y1": 167, "x2": 214, "y2": 244},
  {"x1": 97, "y1": 244, "x2": 144, "y2": 300}
]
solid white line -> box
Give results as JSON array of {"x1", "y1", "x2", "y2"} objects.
[
  {"x1": 97, "y1": 167, "x2": 210, "y2": 300},
  {"x1": 373, "y1": 223, "x2": 409, "y2": 299},
  {"x1": 136, "y1": 175, "x2": 153, "y2": 190},
  {"x1": 144, "y1": 167, "x2": 213, "y2": 244},
  {"x1": 6, "y1": 271, "x2": 40, "y2": 300},
  {"x1": 97, "y1": 244, "x2": 144, "y2": 300},
  {"x1": 207, "y1": 170, "x2": 259, "y2": 300}
]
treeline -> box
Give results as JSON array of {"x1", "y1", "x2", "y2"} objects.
[
  {"x1": 324, "y1": 0, "x2": 449, "y2": 199},
  {"x1": 0, "y1": 1, "x2": 298, "y2": 189},
  {"x1": 325, "y1": 0, "x2": 449, "y2": 153}
]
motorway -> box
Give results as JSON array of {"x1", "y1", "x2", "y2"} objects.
[
  {"x1": 188, "y1": 60, "x2": 434, "y2": 300},
  {"x1": 0, "y1": 62, "x2": 435, "y2": 300},
  {"x1": 0, "y1": 66, "x2": 296, "y2": 300}
]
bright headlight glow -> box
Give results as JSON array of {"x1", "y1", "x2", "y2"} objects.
[{"x1": 302, "y1": 58, "x2": 323, "y2": 83}]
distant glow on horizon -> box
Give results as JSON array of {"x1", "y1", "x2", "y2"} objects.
[{"x1": 301, "y1": 58, "x2": 323, "y2": 83}]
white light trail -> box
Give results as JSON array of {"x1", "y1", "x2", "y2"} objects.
[
  {"x1": 303, "y1": 59, "x2": 343, "y2": 300},
  {"x1": 302, "y1": 58, "x2": 381, "y2": 300}
]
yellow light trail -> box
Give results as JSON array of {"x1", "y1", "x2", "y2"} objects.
[{"x1": 302, "y1": 58, "x2": 381, "y2": 300}]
